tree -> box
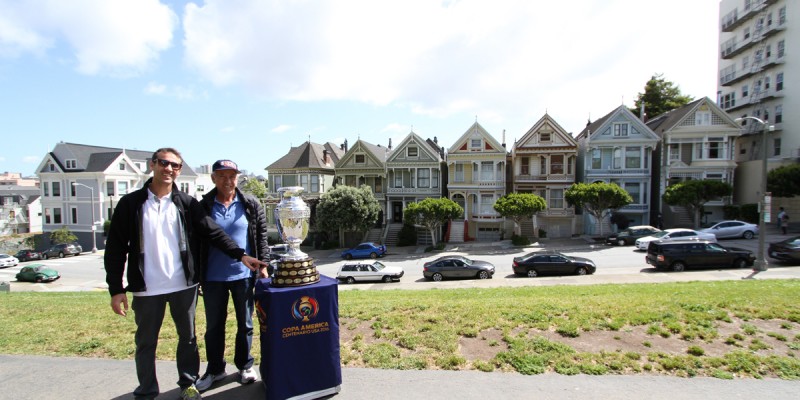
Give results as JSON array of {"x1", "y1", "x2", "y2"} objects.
[
  {"x1": 662, "y1": 180, "x2": 733, "y2": 229},
  {"x1": 767, "y1": 164, "x2": 800, "y2": 198},
  {"x1": 565, "y1": 182, "x2": 633, "y2": 236},
  {"x1": 240, "y1": 177, "x2": 267, "y2": 198},
  {"x1": 50, "y1": 226, "x2": 78, "y2": 244},
  {"x1": 630, "y1": 73, "x2": 694, "y2": 119},
  {"x1": 315, "y1": 185, "x2": 381, "y2": 246},
  {"x1": 493, "y1": 193, "x2": 547, "y2": 236},
  {"x1": 404, "y1": 197, "x2": 463, "y2": 247}
]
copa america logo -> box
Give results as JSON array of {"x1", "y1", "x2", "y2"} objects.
[{"x1": 291, "y1": 296, "x2": 319, "y2": 322}]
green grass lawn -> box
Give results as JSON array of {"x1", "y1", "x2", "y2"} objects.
[{"x1": 2, "y1": 279, "x2": 800, "y2": 379}]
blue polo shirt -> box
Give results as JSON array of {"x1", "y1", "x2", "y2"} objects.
[{"x1": 206, "y1": 198, "x2": 251, "y2": 282}]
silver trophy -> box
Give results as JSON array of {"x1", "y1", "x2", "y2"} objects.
[{"x1": 274, "y1": 186, "x2": 311, "y2": 261}]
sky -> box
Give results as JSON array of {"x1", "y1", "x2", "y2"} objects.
[{"x1": 0, "y1": 0, "x2": 721, "y2": 178}]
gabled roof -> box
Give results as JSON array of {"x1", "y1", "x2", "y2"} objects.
[
  {"x1": 266, "y1": 141, "x2": 345, "y2": 171},
  {"x1": 447, "y1": 122, "x2": 505, "y2": 154},
  {"x1": 386, "y1": 131, "x2": 443, "y2": 163},
  {"x1": 575, "y1": 105, "x2": 659, "y2": 143},
  {"x1": 337, "y1": 139, "x2": 391, "y2": 168},
  {"x1": 39, "y1": 142, "x2": 198, "y2": 176},
  {"x1": 514, "y1": 113, "x2": 577, "y2": 150},
  {"x1": 645, "y1": 97, "x2": 740, "y2": 134}
]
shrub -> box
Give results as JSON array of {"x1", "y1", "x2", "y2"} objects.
[
  {"x1": 538, "y1": 228, "x2": 547, "y2": 238},
  {"x1": 740, "y1": 203, "x2": 759, "y2": 224},
  {"x1": 397, "y1": 224, "x2": 418, "y2": 247},
  {"x1": 511, "y1": 234, "x2": 530, "y2": 246},
  {"x1": 723, "y1": 205, "x2": 740, "y2": 220}
]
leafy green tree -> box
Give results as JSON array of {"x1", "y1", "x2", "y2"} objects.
[
  {"x1": 565, "y1": 182, "x2": 633, "y2": 236},
  {"x1": 662, "y1": 180, "x2": 733, "y2": 229},
  {"x1": 404, "y1": 197, "x2": 463, "y2": 247},
  {"x1": 50, "y1": 226, "x2": 78, "y2": 244},
  {"x1": 630, "y1": 73, "x2": 694, "y2": 119},
  {"x1": 240, "y1": 177, "x2": 267, "y2": 198},
  {"x1": 316, "y1": 185, "x2": 381, "y2": 245},
  {"x1": 493, "y1": 193, "x2": 547, "y2": 236},
  {"x1": 767, "y1": 164, "x2": 800, "y2": 198}
]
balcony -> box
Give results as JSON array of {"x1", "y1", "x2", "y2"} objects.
[
  {"x1": 470, "y1": 213, "x2": 502, "y2": 222},
  {"x1": 514, "y1": 174, "x2": 575, "y2": 182},
  {"x1": 722, "y1": 0, "x2": 779, "y2": 32},
  {"x1": 618, "y1": 204, "x2": 649, "y2": 212},
  {"x1": 386, "y1": 187, "x2": 440, "y2": 195},
  {"x1": 722, "y1": 88, "x2": 783, "y2": 112},
  {"x1": 536, "y1": 208, "x2": 575, "y2": 217},
  {"x1": 585, "y1": 168, "x2": 649, "y2": 177},
  {"x1": 720, "y1": 20, "x2": 786, "y2": 60}
]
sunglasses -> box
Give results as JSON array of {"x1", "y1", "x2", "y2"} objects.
[{"x1": 154, "y1": 158, "x2": 183, "y2": 170}]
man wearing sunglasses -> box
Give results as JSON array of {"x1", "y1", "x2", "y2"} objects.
[
  {"x1": 195, "y1": 159, "x2": 270, "y2": 392},
  {"x1": 104, "y1": 148, "x2": 268, "y2": 400}
]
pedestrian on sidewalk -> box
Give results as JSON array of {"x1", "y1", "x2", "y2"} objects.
[
  {"x1": 196, "y1": 160, "x2": 270, "y2": 392},
  {"x1": 781, "y1": 212, "x2": 790, "y2": 235},
  {"x1": 777, "y1": 207, "x2": 786, "y2": 230},
  {"x1": 104, "y1": 148, "x2": 268, "y2": 400}
]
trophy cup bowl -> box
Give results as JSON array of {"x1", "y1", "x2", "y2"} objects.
[{"x1": 272, "y1": 186, "x2": 319, "y2": 287}]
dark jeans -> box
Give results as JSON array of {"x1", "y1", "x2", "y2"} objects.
[
  {"x1": 202, "y1": 277, "x2": 255, "y2": 374},
  {"x1": 131, "y1": 286, "x2": 200, "y2": 399}
]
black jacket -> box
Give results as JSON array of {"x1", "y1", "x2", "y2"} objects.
[
  {"x1": 104, "y1": 178, "x2": 245, "y2": 296},
  {"x1": 199, "y1": 187, "x2": 270, "y2": 280}
]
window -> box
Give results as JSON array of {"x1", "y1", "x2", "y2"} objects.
[
  {"x1": 591, "y1": 149, "x2": 601, "y2": 169},
  {"x1": 567, "y1": 156, "x2": 573, "y2": 175},
  {"x1": 311, "y1": 175, "x2": 319, "y2": 193},
  {"x1": 779, "y1": 6, "x2": 786, "y2": 25},
  {"x1": 669, "y1": 144, "x2": 680, "y2": 161},
  {"x1": 549, "y1": 189, "x2": 564, "y2": 209},
  {"x1": 480, "y1": 162, "x2": 493, "y2": 181},
  {"x1": 432, "y1": 170, "x2": 438, "y2": 188},
  {"x1": 742, "y1": 85, "x2": 749, "y2": 97},
  {"x1": 454, "y1": 164, "x2": 464, "y2": 182},
  {"x1": 766, "y1": 44, "x2": 772, "y2": 59},
  {"x1": 71, "y1": 207, "x2": 78, "y2": 224},
  {"x1": 695, "y1": 111, "x2": 711, "y2": 126},
  {"x1": 722, "y1": 92, "x2": 735, "y2": 108},
  {"x1": 355, "y1": 154, "x2": 365, "y2": 164},
  {"x1": 755, "y1": 49, "x2": 763, "y2": 63},
  {"x1": 43, "y1": 183, "x2": 49, "y2": 196},
  {"x1": 65, "y1": 159, "x2": 77, "y2": 169},
  {"x1": 118, "y1": 181, "x2": 128, "y2": 196},
  {"x1": 625, "y1": 147, "x2": 641, "y2": 168},
  {"x1": 539, "y1": 157, "x2": 546, "y2": 174},
  {"x1": 613, "y1": 123, "x2": 628, "y2": 137},
  {"x1": 119, "y1": 162, "x2": 125, "y2": 171},
  {"x1": 551, "y1": 155, "x2": 564, "y2": 174},
  {"x1": 417, "y1": 169, "x2": 430, "y2": 187},
  {"x1": 273, "y1": 176, "x2": 282, "y2": 191},
  {"x1": 70, "y1": 182, "x2": 76, "y2": 197},
  {"x1": 625, "y1": 183, "x2": 640, "y2": 203},
  {"x1": 540, "y1": 133, "x2": 551, "y2": 142},
  {"x1": 52, "y1": 182, "x2": 61, "y2": 197},
  {"x1": 53, "y1": 208, "x2": 62, "y2": 224},
  {"x1": 776, "y1": 72, "x2": 783, "y2": 91},
  {"x1": 774, "y1": 138, "x2": 781, "y2": 157},
  {"x1": 45, "y1": 209, "x2": 51, "y2": 224},
  {"x1": 394, "y1": 171, "x2": 403, "y2": 187},
  {"x1": 775, "y1": 105, "x2": 782, "y2": 123},
  {"x1": 49, "y1": 163, "x2": 55, "y2": 171},
  {"x1": 520, "y1": 157, "x2": 529, "y2": 175},
  {"x1": 480, "y1": 194, "x2": 494, "y2": 215},
  {"x1": 470, "y1": 139, "x2": 482, "y2": 149},
  {"x1": 767, "y1": 12, "x2": 773, "y2": 27},
  {"x1": 613, "y1": 148, "x2": 622, "y2": 169},
  {"x1": 742, "y1": 56, "x2": 749, "y2": 71},
  {"x1": 300, "y1": 175, "x2": 309, "y2": 192},
  {"x1": 107, "y1": 181, "x2": 115, "y2": 196},
  {"x1": 135, "y1": 162, "x2": 144, "y2": 171},
  {"x1": 197, "y1": 185, "x2": 205, "y2": 192},
  {"x1": 765, "y1": 76, "x2": 771, "y2": 90},
  {"x1": 743, "y1": 27, "x2": 750, "y2": 40},
  {"x1": 708, "y1": 139, "x2": 723, "y2": 159},
  {"x1": 407, "y1": 147, "x2": 418, "y2": 158},
  {"x1": 180, "y1": 182, "x2": 189, "y2": 193}
]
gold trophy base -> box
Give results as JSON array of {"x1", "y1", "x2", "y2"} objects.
[{"x1": 271, "y1": 257, "x2": 320, "y2": 287}]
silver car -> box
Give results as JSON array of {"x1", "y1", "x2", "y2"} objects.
[
  {"x1": 700, "y1": 220, "x2": 759, "y2": 239},
  {"x1": 634, "y1": 228, "x2": 717, "y2": 251}
]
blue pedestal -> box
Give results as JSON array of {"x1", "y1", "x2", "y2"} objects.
[{"x1": 255, "y1": 275, "x2": 342, "y2": 400}]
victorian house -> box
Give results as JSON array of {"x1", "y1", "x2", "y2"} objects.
[
  {"x1": 265, "y1": 141, "x2": 345, "y2": 236},
  {"x1": 646, "y1": 97, "x2": 742, "y2": 227},
  {"x1": 511, "y1": 114, "x2": 577, "y2": 238},
  {"x1": 385, "y1": 132, "x2": 445, "y2": 244},
  {"x1": 446, "y1": 122, "x2": 507, "y2": 242},
  {"x1": 576, "y1": 106, "x2": 659, "y2": 234}
]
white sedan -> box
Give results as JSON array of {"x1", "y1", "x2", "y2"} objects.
[
  {"x1": 634, "y1": 228, "x2": 717, "y2": 251},
  {"x1": 700, "y1": 220, "x2": 759, "y2": 239},
  {"x1": 0, "y1": 253, "x2": 19, "y2": 268}
]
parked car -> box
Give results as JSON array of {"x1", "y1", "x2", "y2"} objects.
[
  {"x1": 336, "y1": 261, "x2": 404, "y2": 284},
  {"x1": 605, "y1": 225, "x2": 662, "y2": 246},
  {"x1": 341, "y1": 242, "x2": 387, "y2": 260},
  {"x1": 512, "y1": 251, "x2": 596, "y2": 277},
  {"x1": 634, "y1": 228, "x2": 716, "y2": 251},
  {"x1": 15, "y1": 249, "x2": 41, "y2": 262},
  {"x1": 41, "y1": 243, "x2": 82, "y2": 259},
  {"x1": 423, "y1": 255, "x2": 495, "y2": 281},
  {"x1": 15, "y1": 264, "x2": 60, "y2": 283},
  {"x1": 768, "y1": 236, "x2": 800, "y2": 264},
  {"x1": 700, "y1": 220, "x2": 758, "y2": 239},
  {"x1": 0, "y1": 253, "x2": 19, "y2": 268},
  {"x1": 645, "y1": 239, "x2": 754, "y2": 272}
]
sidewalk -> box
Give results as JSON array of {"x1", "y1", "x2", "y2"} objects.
[{"x1": 1, "y1": 354, "x2": 799, "y2": 400}]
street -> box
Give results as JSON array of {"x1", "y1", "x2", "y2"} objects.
[{"x1": 3, "y1": 233, "x2": 799, "y2": 293}]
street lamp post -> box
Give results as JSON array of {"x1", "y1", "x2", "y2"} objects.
[
  {"x1": 735, "y1": 116, "x2": 772, "y2": 275},
  {"x1": 72, "y1": 182, "x2": 98, "y2": 253}
]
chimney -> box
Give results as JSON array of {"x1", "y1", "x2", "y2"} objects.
[
  {"x1": 323, "y1": 149, "x2": 331, "y2": 166},
  {"x1": 388, "y1": 138, "x2": 392, "y2": 150},
  {"x1": 502, "y1": 129, "x2": 506, "y2": 148},
  {"x1": 434, "y1": 136, "x2": 438, "y2": 144},
  {"x1": 344, "y1": 139, "x2": 348, "y2": 152},
  {"x1": 640, "y1": 102, "x2": 646, "y2": 122}
]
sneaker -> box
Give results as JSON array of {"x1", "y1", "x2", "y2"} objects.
[
  {"x1": 195, "y1": 372, "x2": 227, "y2": 391},
  {"x1": 239, "y1": 367, "x2": 258, "y2": 384},
  {"x1": 180, "y1": 385, "x2": 202, "y2": 400}
]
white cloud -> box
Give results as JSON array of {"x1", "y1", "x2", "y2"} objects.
[
  {"x1": 181, "y1": 0, "x2": 719, "y2": 132},
  {"x1": 0, "y1": 0, "x2": 177, "y2": 75},
  {"x1": 143, "y1": 81, "x2": 206, "y2": 100},
  {"x1": 271, "y1": 124, "x2": 292, "y2": 133}
]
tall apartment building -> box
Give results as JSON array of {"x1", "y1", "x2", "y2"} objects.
[{"x1": 718, "y1": 0, "x2": 795, "y2": 203}]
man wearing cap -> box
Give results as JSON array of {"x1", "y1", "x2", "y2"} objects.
[{"x1": 196, "y1": 159, "x2": 270, "y2": 391}]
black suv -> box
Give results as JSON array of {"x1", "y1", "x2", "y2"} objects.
[{"x1": 645, "y1": 239, "x2": 754, "y2": 272}]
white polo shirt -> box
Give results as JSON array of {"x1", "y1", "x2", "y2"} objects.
[{"x1": 135, "y1": 189, "x2": 194, "y2": 296}]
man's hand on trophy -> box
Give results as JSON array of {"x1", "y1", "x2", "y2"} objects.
[{"x1": 242, "y1": 255, "x2": 269, "y2": 272}]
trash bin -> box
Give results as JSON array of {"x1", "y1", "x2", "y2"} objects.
[{"x1": 0, "y1": 281, "x2": 10, "y2": 292}]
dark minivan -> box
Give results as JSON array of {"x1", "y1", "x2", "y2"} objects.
[{"x1": 645, "y1": 239, "x2": 754, "y2": 272}]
